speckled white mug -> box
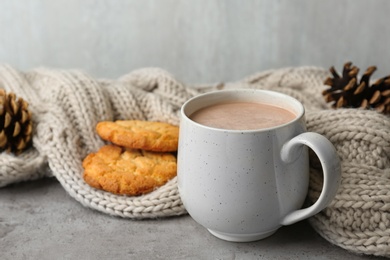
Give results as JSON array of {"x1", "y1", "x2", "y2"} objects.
[{"x1": 177, "y1": 89, "x2": 341, "y2": 242}]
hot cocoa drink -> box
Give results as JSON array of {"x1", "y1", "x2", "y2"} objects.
[
  {"x1": 179, "y1": 89, "x2": 340, "y2": 242},
  {"x1": 189, "y1": 102, "x2": 296, "y2": 130}
]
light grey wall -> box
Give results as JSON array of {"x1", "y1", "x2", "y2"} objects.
[{"x1": 1, "y1": 0, "x2": 389, "y2": 84}]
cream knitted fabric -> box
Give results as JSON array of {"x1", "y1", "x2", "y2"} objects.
[
  {"x1": 0, "y1": 65, "x2": 198, "y2": 218},
  {"x1": 0, "y1": 64, "x2": 389, "y2": 257}
]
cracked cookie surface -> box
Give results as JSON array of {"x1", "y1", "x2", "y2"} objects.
[
  {"x1": 82, "y1": 145, "x2": 177, "y2": 196},
  {"x1": 96, "y1": 120, "x2": 179, "y2": 152}
]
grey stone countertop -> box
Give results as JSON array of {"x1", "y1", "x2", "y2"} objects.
[{"x1": 1, "y1": 178, "x2": 384, "y2": 260}]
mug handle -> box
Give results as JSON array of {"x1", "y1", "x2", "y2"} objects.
[{"x1": 279, "y1": 132, "x2": 341, "y2": 226}]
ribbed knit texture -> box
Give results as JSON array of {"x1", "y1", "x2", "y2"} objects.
[{"x1": 0, "y1": 65, "x2": 389, "y2": 257}]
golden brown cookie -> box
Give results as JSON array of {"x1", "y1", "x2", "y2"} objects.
[
  {"x1": 96, "y1": 120, "x2": 179, "y2": 152},
  {"x1": 82, "y1": 145, "x2": 177, "y2": 196}
]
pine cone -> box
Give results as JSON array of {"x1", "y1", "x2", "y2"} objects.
[
  {"x1": 322, "y1": 62, "x2": 390, "y2": 114},
  {"x1": 0, "y1": 89, "x2": 33, "y2": 154}
]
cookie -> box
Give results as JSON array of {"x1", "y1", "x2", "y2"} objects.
[
  {"x1": 96, "y1": 120, "x2": 179, "y2": 152},
  {"x1": 82, "y1": 145, "x2": 177, "y2": 196}
]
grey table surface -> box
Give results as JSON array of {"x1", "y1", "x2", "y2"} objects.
[{"x1": 1, "y1": 178, "x2": 383, "y2": 260}]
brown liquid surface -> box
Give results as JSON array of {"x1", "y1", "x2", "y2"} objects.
[{"x1": 190, "y1": 102, "x2": 296, "y2": 130}]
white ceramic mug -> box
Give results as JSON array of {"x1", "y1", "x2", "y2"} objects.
[{"x1": 177, "y1": 89, "x2": 341, "y2": 242}]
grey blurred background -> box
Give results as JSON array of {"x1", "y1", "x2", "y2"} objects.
[{"x1": 1, "y1": 0, "x2": 389, "y2": 84}]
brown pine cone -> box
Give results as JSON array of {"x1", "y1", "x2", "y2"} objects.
[
  {"x1": 322, "y1": 62, "x2": 390, "y2": 114},
  {"x1": 0, "y1": 89, "x2": 33, "y2": 154}
]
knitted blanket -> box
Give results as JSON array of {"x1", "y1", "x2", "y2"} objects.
[{"x1": 0, "y1": 65, "x2": 389, "y2": 257}]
